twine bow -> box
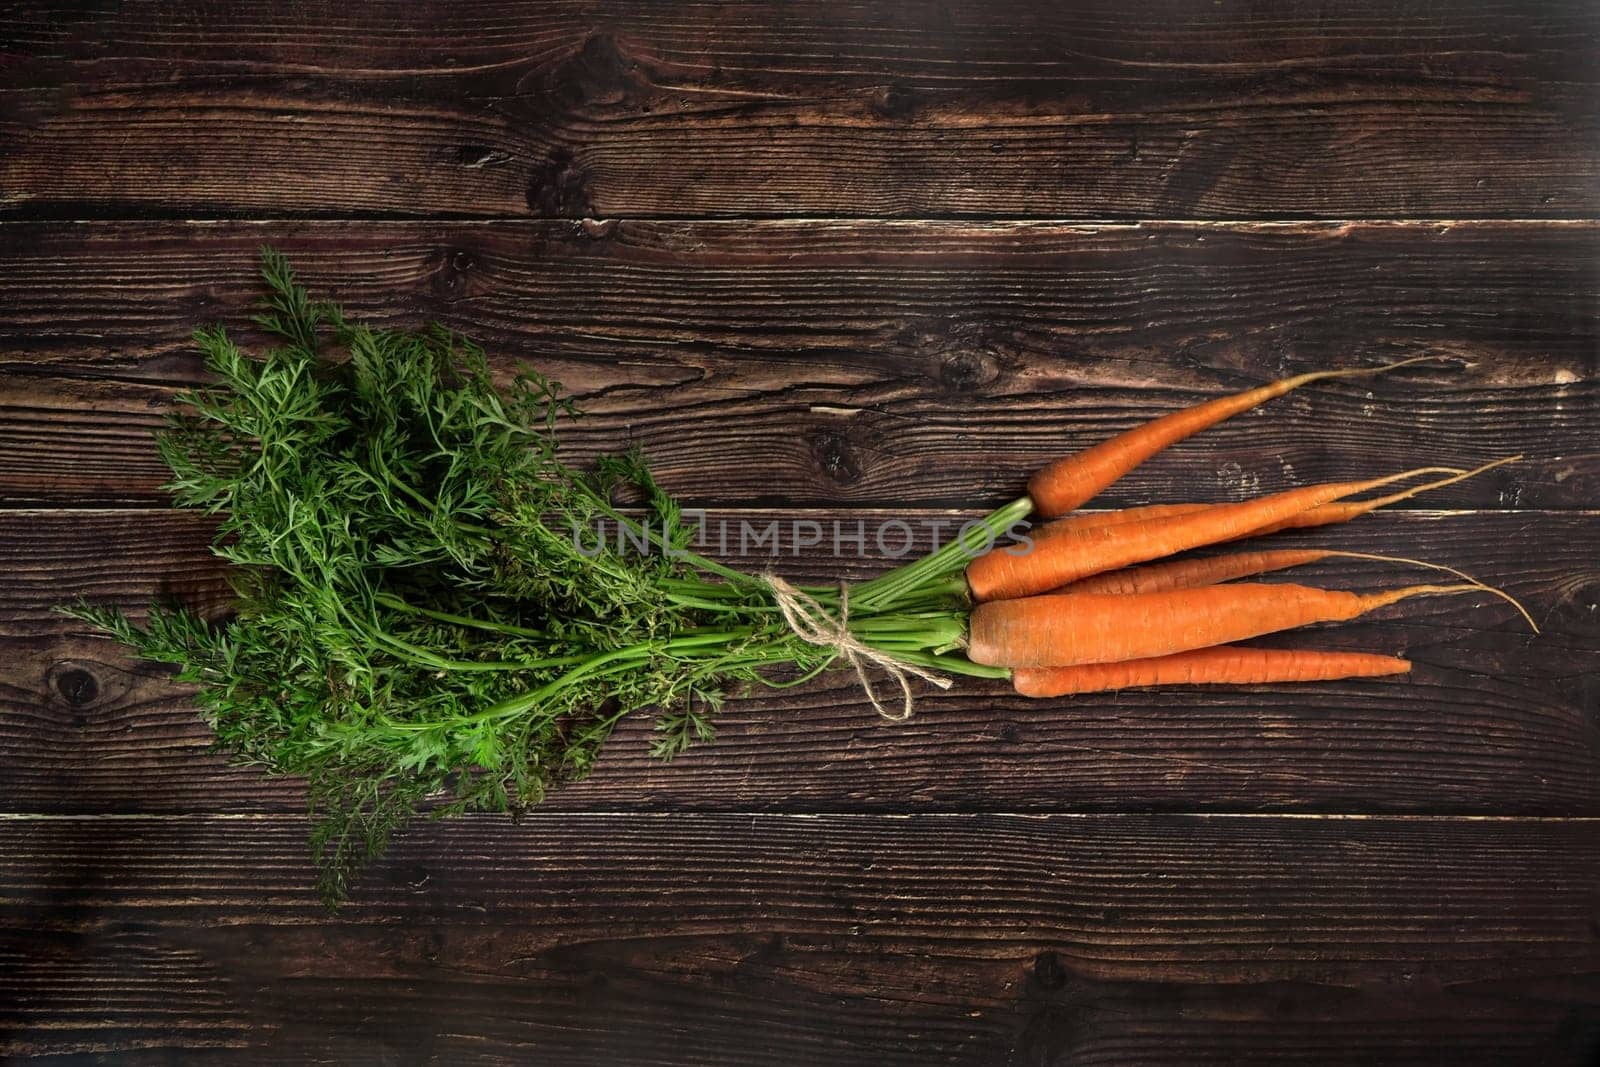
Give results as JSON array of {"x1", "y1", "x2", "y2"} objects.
[{"x1": 763, "y1": 574, "x2": 952, "y2": 721}]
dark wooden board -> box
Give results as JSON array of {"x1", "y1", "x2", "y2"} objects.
[
  {"x1": 3, "y1": 1, "x2": 1596, "y2": 220},
  {"x1": 8, "y1": 507, "x2": 1596, "y2": 817},
  {"x1": 2, "y1": 813, "x2": 1597, "y2": 1064},
  {"x1": 4, "y1": 2, "x2": 1599, "y2": 1059},
  {"x1": 1, "y1": 220, "x2": 1595, "y2": 508}
]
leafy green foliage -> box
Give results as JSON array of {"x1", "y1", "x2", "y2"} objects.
[
  {"x1": 64, "y1": 252, "x2": 781, "y2": 899},
  {"x1": 64, "y1": 250, "x2": 979, "y2": 903}
]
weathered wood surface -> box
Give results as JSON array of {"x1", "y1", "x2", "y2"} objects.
[
  {"x1": 2, "y1": 813, "x2": 1598, "y2": 1064},
  {"x1": 5, "y1": 508, "x2": 1596, "y2": 817},
  {"x1": 1, "y1": 220, "x2": 1595, "y2": 508},
  {"x1": 3, "y1": 1, "x2": 1596, "y2": 219},
  {"x1": 3, "y1": 0, "x2": 1599, "y2": 1061}
]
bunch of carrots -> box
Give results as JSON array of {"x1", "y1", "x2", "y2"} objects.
[
  {"x1": 71, "y1": 257, "x2": 1535, "y2": 898},
  {"x1": 945, "y1": 358, "x2": 1534, "y2": 697}
]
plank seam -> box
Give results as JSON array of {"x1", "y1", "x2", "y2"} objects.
[
  {"x1": 2, "y1": 811, "x2": 1597, "y2": 823},
  {"x1": 1, "y1": 217, "x2": 1598, "y2": 228}
]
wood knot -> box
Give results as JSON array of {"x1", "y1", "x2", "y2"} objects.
[
  {"x1": 526, "y1": 148, "x2": 593, "y2": 218},
  {"x1": 938, "y1": 350, "x2": 998, "y2": 392},
  {"x1": 738, "y1": 932, "x2": 787, "y2": 971},
  {"x1": 1031, "y1": 950, "x2": 1068, "y2": 990},
  {"x1": 49, "y1": 664, "x2": 100, "y2": 708},
  {"x1": 871, "y1": 82, "x2": 920, "y2": 121},
  {"x1": 1550, "y1": 578, "x2": 1600, "y2": 637},
  {"x1": 809, "y1": 429, "x2": 862, "y2": 486},
  {"x1": 431, "y1": 248, "x2": 478, "y2": 296},
  {"x1": 451, "y1": 144, "x2": 513, "y2": 169},
  {"x1": 538, "y1": 33, "x2": 646, "y2": 113}
]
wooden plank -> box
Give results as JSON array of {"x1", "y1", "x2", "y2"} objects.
[
  {"x1": 2, "y1": 1, "x2": 1595, "y2": 219},
  {"x1": 1, "y1": 220, "x2": 1594, "y2": 508},
  {"x1": 7, "y1": 507, "x2": 1596, "y2": 816},
  {"x1": 1, "y1": 813, "x2": 1596, "y2": 1063}
]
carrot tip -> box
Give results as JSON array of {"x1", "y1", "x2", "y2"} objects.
[
  {"x1": 1374, "y1": 582, "x2": 1540, "y2": 635},
  {"x1": 1326, "y1": 551, "x2": 1539, "y2": 634},
  {"x1": 1311, "y1": 353, "x2": 1459, "y2": 381}
]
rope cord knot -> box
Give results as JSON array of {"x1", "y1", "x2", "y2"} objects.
[{"x1": 763, "y1": 574, "x2": 952, "y2": 721}]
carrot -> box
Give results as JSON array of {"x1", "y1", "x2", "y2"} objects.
[
  {"x1": 1011, "y1": 646, "x2": 1410, "y2": 697},
  {"x1": 1026, "y1": 355, "x2": 1443, "y2": 517},
  {"x1": 967, "y1": 581, "x2": 1487, "y2": 668},
  {"x1": 1034, "y1": 502, "x2": 1214, "y2": 538},
  {"x1": 1046, "y1": 548, "x2": 1539, "y2": 627},
  {"x1": 969, "y1": 466, "x2": 1447, "y2": 602},
  {"x1": 1020, "y1": 459, "x2": 1513, "y2": 574},
  {"x1": 1053, "y1": 547, "x2": 1333, "y2": 595},
  {"x1": 1248, "y1": 456, "x2": 1520, "y2": 537},
  {"x1": 1033, "y1": 466, "x2": 1460, "y2": 542}
]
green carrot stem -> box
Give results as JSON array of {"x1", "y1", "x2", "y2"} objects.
[
  {"x1": 853, "y1": 497, "x2": 1032, "y2": 611},
  {"x1": 374, "y1": 593, "x2": 547, "y2": 639}
]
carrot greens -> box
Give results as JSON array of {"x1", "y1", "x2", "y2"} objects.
[{"x1": 64, "y1": 252, "x2": 972, "y2": 901}]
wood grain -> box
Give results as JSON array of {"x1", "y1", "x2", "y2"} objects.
[
  {"x1": 8, "y1": 507, "x2": 1596, "y2": 817},
  {"x1": 2, "y1": 812, "x2": 1597, "y2": 1064},
  {"x1": 2, "y1": 1, "x2": 1596, "y2": 219},
  {"x1": 3, "y1": 2, "x2": 1598, "y2": 1059},
  {"x1": 1, "y1": 220, "x2": 1594, "y2": 508}
]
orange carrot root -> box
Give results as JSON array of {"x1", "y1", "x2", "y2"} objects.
[
  {"x1": 1026, "y1": 457, "x2": 1516, "y2": 565},
  {"x1": 967, "y1": 581, "x2": 1483, "y2": 668},
  {"x1": 1033, "y1": 464, "x2": 1468, "y2": 549},
  {"x1": 969, "y1": 466, "x2": 1448, "y2": 602},
  {"x1": 1051, "y1": 548, "x2": 1333, "y2": 595},
  {"x1": 1035, "y1": 502, "x2": 1215, "y2": 539},
  {"x1": 1250, "y1": 455, "x2": 1522, "y2": 537},
  {"x1": 1048, "y1": 548, "x2": 1539, "y2": 636},
  {"x1": 1026, "y1": 355, "x2": 1446, "y2": 517},
  {"x1": 1011, "y1": 646, "x2": 1411, "y2": 697}
]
